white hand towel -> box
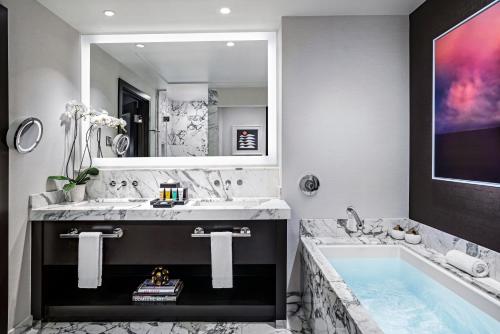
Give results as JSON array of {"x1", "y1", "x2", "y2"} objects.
[
  {"x1": 445, "y1": 250, "x2": 489, "y2": 278},
  {"x1": 210, "y1": 231, "x2": 233, "y2": 289},
  {"x1": 78, "y1": 232, "x2": 103, "y2": 288}
]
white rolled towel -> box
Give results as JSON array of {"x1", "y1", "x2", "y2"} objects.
[{"x1": 445, "y1": 250, "x2": 489, "y2": 277}]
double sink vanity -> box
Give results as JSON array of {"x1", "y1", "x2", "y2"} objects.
[
  {"x1": 30, "y1": 195, "x2": 290, "y2": 323},
  {"x1": 28, "y1": 29, "x2": 286, "y2": 324}
]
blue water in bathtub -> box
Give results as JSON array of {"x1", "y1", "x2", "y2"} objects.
[{"x1": 330, "y1": 258, "x2": 500, "y2": 334}]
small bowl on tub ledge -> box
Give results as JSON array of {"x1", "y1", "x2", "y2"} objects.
[
  {"x1": 404, "y1": 227, "x2": 422, "y2": 244},
  {"x1": 389, "y1": 224, "x2": 405, "y2": 240}
]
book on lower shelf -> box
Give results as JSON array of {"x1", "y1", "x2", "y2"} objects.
[
  {"x1": 137, "y1": 279, "x2": 182, "y2": 295},
  {"x1": 132, "y1": 279, "x2": 184, "y2": 304}
]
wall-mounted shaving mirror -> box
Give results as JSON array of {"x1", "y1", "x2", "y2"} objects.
[
  {"x1": 6, "y1": 117, "x2": 43, "y2": 154},
  {"x1": 81, "y1": 32, "x2": 277, "y2": 167},
  {"x1": 112, "y1": 134, "x2": 130, "y2": 157}
]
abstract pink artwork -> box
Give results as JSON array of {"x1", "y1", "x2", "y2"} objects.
[{"x1": 434, "y1": 2, "x2": 500, "y2": 184}]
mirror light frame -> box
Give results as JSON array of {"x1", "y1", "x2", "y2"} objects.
[{"x1": 81, "y1": 32, "x2": 277, "y2": 168}]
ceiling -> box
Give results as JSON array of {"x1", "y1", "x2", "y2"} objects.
[
  {"x1": 96, "y1": 40, "x2": 268, "y2": 87},
  {"x1": 38, "y1": 0, "x2": 425, "y2": 34}
]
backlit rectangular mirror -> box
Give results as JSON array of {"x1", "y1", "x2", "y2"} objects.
[{"x1": 81, "y1": 32, "x2": 277, "y2": 168}]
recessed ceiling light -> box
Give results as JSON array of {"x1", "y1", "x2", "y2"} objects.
[
  {"x1": 226, "y1": 41, "x2": 235, "y2": 47},
  {"x1": 103, "y1": 10, "x2": 115, "y2": 17},
  {"x1": 136, "y1": 44, "x2": 145, "y2": 48},
  {"x1": 219, "y1": 7, "x2": 231, "y2": 15}
]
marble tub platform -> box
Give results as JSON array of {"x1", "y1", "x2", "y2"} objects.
[{"x1": 300, "y1": 218, "x2": 500, "y2": 334}]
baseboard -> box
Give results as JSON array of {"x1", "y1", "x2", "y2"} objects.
[{"x1": 8, "y1": 315, "x2": 33, "y2": 334}]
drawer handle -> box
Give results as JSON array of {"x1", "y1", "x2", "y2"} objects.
[
  {"x1": 191, "y1": 227, "x2": 251, "y2": 238},
  {"x1": 59, "y1": 227, "x2": 124, "y2": 239}
]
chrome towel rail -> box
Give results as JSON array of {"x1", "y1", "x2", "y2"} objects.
[
  {"x1": 191, "y1": 227, "x2": 251, "y2": 238},
  {"x1": 59, "y1": 227, "x2": 124, "y2": 239}
]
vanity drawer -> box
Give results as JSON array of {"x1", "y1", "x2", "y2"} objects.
[{"x1": 42, "y1": 221, "x2": 280, "y2": 265}]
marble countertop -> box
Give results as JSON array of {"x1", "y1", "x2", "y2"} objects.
[{"x1": 29, "y1": 197, "x2": 291, "y2": 221}]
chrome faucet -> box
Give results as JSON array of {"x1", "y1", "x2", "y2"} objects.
[
  {"x1": 346, "y1": 206, "x2": 364, "y2": 231},
  {"x1": 223, "y1": 180, "x2": 232, "y2": 201}
]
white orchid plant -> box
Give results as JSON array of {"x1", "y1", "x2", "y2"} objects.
[
  {"x1": 58, "y1": 100, "x2": 128, "y2": 181},
  {"x1": 64, "y1": 100, "x2": 127, "y2": 132}
]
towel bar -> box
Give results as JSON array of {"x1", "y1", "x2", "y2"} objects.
[
  {"x1": 59, "y1": 227, "x2": 124, "y2": 239},
  {"x1": 191, "y1": 226, "x2": 251, "y2": 238}
]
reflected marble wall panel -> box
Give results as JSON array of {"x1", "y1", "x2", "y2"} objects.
[
  {"x1": 167, "y1": 99, "x2": 208, "y2": 157},
  {"x1": 208, "y1": 89, "x2": 219, "y2": 156},
  {"x1": 157, "y1": 89, "x2": 169, "y2": 156}
]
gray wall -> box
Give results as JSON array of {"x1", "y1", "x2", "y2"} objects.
[
  {"x1": 219, "y1": 107, "x2": 267, "y2": 156},
  {"x1": 281, "y1": 16, "x2": 409, "y2": 290},
  {"x1": 0, "y1": 0, "x2": 81, "y2": 330},
  {"x1": 217, "y1": 87, "x2": 267, "y2": 107}
]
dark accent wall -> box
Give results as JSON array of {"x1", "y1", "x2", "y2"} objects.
[
  {"x1": 410, "y1": 0, "x2": 499, "y2": 252},
  {"x1": 0, "y1": 4, "x2": 7, "y2": 334}
]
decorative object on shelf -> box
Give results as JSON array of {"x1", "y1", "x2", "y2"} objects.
[
  {"x1": 404, "y1": 227, "x2": 422, "y2": 244},
  {"x1": 299, "y1": 174, "x2": 320, "y2": 196},
  {"x1": 111, "y1": 134, "x2": 130, "y2": 157},
  {"x1": 231, "y1": 125, "x2": 264, "y2": 156},
  {"x1": 136, "y1": 278, "x2": 182, "y2": 295},
  {"x1": 6, "y1": 117, "x2": 43, "y2": 154},
  {"x1": 390, "y1": 224, "x2": 405, "y2": 240},
  {"x1": 48, "y1": 167, "x2": 99, "y2": 202},
  {"x1": 151, "y1": 266, "x2": 170, "y2": 286},
  {"x1": 132, "y1": 278, "x2": 184, "y2": 304}
]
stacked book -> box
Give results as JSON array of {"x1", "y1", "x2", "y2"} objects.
[{"x1": 132, "y1": 279, "x2": 184, "y2": 303}]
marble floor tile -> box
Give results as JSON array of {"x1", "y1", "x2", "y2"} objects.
[
  {"x1": 32, "y1": 302, "x2": 311, "y2": 334},
  {"x1": 34, "y1": 320, "x2": 309, "y2": 334}
]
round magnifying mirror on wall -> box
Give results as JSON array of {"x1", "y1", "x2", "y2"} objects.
[
  {"x1": 6, "y1": 117, "x2": 43, "y2": 154},
  {"x1": 112, "y1": 134, "x2": 130, "y2": 157}
]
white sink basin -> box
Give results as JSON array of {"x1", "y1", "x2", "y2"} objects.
[
  {"x1": 190, "y1": 199, "x2": 269, "y2": 207},
  {"x1": 74, "y1": 199, "x2": 148, "y2": 208}
]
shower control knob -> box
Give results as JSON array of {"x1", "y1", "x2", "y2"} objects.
[
  {"x1": 109, "y1": 180, "x2": 116, "y2": 187},
  {"x1": 299, "y1": 174, "x2": 320, "y2": 196}
]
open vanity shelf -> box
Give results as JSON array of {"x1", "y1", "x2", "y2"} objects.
[
  {"x1": 32, "y1": 220, "x2": 287, "y2": 322},
  {"x1": 44, "y1": 265, "x2": 276, "y2": 321}
]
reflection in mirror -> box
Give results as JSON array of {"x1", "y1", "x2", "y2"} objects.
[{"x1": 89, "y1": 40, "x2": 268, "y2": 158}]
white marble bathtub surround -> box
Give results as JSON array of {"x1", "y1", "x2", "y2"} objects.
[
  {"x1": 300, "y1": 238, "x2": 382, "y2": 334},
  {"x1": 301, "y1": 219, "x2": 500, "y2": 299},
  {"x1": 301, "y1": 218, "x2": 500, "y2": 282},
  {"x1": 85, "y1": 167, "x2": 280, "y2": 200}
]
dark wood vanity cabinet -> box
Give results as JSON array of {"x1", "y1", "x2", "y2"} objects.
[{"x1": 32, "y1": 220, "x2": 287, "y2": 322}]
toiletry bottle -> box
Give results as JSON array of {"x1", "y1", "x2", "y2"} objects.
[
  {"x1": 159, "y1": 187, "x2": 165, "y2": 200},
  {"x1": 172, "y1": 188, "x2": 178, "y2": 201},
  {"x1": 178, "y1": 188, "x2": 184, "y2": 202},
  {"x1": 165, "y1": 188, "x2": 171, "y2": 200}
]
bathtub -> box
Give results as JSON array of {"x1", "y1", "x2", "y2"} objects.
[{"x1": 319, "y1": 245, "x2": 500, "y2": 334}]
